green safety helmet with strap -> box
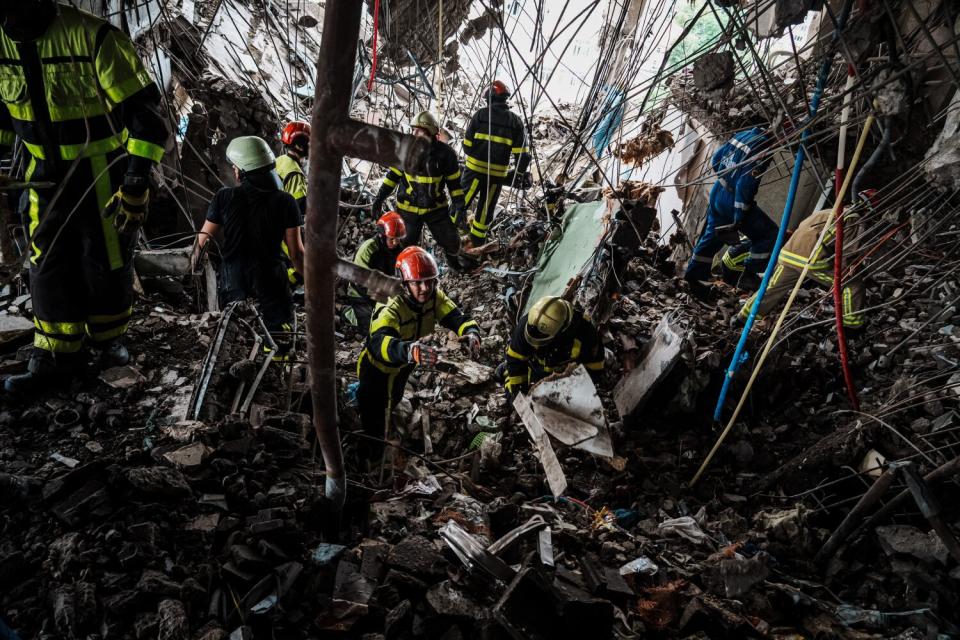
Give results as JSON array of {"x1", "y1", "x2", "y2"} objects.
[
  {"x1": 225, "y1": 136, "x2": 276, "y2": 173},
  {"x1": 411, "y1": 111, "x2": 440, "y2": 137},
  {"x1": 525, "y1": 296, "x2": 573, "y2": 347}
]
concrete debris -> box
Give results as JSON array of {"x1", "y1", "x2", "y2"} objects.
[
  {"x1": 692, "y1": 52, "x2": 735, "y2": 92},
  {"x1": 0, "y1": 315, "x2": 33, "y2": 350},
  {"x1": 614, "y1": 128, "x2": 676, "y2": 167},
  {"x1": 876, "y1": 525, "x2": 950, "y2": 565},
  {"x1": 513, "y1": 393, "x2": 568, "y2": 497},
  {"x1": 528, "y1": 364, "x2": 613, "y2": 457},
  {"x1": 98, "y1": 365, "x2": 146, "y2": 389}
]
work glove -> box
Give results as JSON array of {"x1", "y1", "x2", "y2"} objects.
[
  {"x1": 508, "y1": 170, "x2": 533, "y2": 190},
  {"x1": 104, "y1": 183, "x2": 149, "y2": 233},
  {"x1": 715, "y1": 221, "x2": 741, "y2": 245},
  {"x1": 449, "y1": 204, "x2": 465, "y2": 226},
  {"x1": 371, "y1": 199, "x2": 385, "y2": 219},
  {"x1": 407, "y1": 341, "x2": 438, "y2": 366},
  {"x1": 460, "y1": 331, "x2": 481, "y2": 360},
  {"x1": 504, "y1": 378, "x2": 528, "y2": 401}
]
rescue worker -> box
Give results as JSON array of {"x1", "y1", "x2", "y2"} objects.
[
  {"x1": 733, "y1": 191, "x2": 873, "y2": 331},
  {"x1": 277, "y1": 121, "x2": 309, "y2": 286},
  {"x1": 194, "y1": 136, "x2": 304, "y2": 353},
  {"x1": 684, "y1": 126, "x2": 778, "y2": 292},
  {"x1": 1, "y1": 0, "x2": 167, "y2": 393},
  {"x1": 459, "y1": 80, "x2": 532, "y2": 248},
  {"x1": 371, "y1": 112, "x2": 467, "y2": 271},
  {"x1": 343, "y1": 211, "x2": 407, "y2": 333},
  {"x1": 720, "y1": 239, "x2": 755, "y2": 291},
  {"x1": 356, "y1": 246, "x2": 481, "y2": 459},
  {"x1": 277, "y1": 120, "x2": 309, "y2": 217},
  {"x1": 502, "y1": 296, "x2": 604, "y2": 399}
]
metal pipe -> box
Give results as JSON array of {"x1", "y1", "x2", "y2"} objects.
[
  {"x1": 815, "y1": 461, "x2": 906, "y2": 564},
  {"x1": 305, "y1": 0, "x2": 430, "y2": 511}
]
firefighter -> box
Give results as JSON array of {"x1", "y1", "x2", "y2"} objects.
[
  {"x1": 684, "y1": 126, "x2": 778, "y2": 292},
  {"x1": 194, "y1": 136, "x2": 304, "y2": 353},
  {"x1": 502, "y1": 296, "x2": 604, "y2": 399},
  {"x1": 1, "y1": 0, "x2": 167, "y2": 394},
  {"x1": 277, "y1": 121, "x2": 309, "y2": 286},
  {"x1": 343, "y1": 211, "x2": 407, "y2": 333},
  {"x1": 356, "y1": 247, "x2": 481, "y2": 458},
  {"x1": 459, "y1": 80, "x2": 531, "y2": 248},
  {"x1": 277, "y1": 120, "x2": 309, "y2": 217},
  {"x1": 733, "y1": 193, "x2": 872, "y2": 331},
  {"x1": 719, "y1": 239, "x2": 755, "y2": 291},
  {"x1": 371, "y1": 112, "x2": 467, "y2": 271}
]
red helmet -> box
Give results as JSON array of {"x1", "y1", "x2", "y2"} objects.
[
  {"x1": 395, "y1": 246, "x2": 438, "y2": 283},
  {"x1": 377, "y1": 211, "x2": 407, "y2": 240},
  {"x1": 281, "y1": 121, "x2": 311, "y2": 147},
  {"x1": 488, "y1": 80, "x2": 510, "y2": 101}
]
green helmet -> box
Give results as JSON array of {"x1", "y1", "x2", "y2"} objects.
[
  {"x1": 225, "y1": 136, "x2": 276, "y2": 172},
  {"x1": 411, "y1": 111, "x2": 439, "y2": 137}
]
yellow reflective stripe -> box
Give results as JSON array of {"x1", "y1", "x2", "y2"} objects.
[
  {"x1": 61, "y1": 131, "x2": 128, "y2": 160},
  {"x1": 383, "y1": 177, "x2": 398, "y2": 188},
  {"x1": 722, "y1": 250, "x2": 747, "y2": 271},
  {"x1": 87, "y1": 324, "x2": 128, "y2": 341},
  {"x1": 0, "y1": 130, "x2": 14, "y2": 146},
  {"x1": 475, "y1": 132, "x2": 512, "y2": 146},
  {"x1": 89, "y1": 154, "x2": 123, "y2": 270},
  {"x1": 471, "y1": 218, "x2": 489, "y2": 231},
  {"x1": 23, "y1": 142, "x2": 46, "y2": 160},
  {"x1": 571, "y1": 339, "x2": 581, "y2": 359},
  {"x1": 102, "y1": 71, "x2": 153, "y2": 104},
  {"x1": 404, "y1": 174, "x2": 442, "y2": 184},
  {"x1": 585, "y1": 361, "x2": 604, "y2": 370},
  {"x1": 450, "y1": 188, "x2": 464, "y2": 197},
  {"x1": 446, "y1": 173, "x2": 461, "y2": 181},
  {"x1": 457, "y1": 320, "x2": 478, "y2": 336},
  {"x1": 396, "y1": 200, "x2": 448, "y2": 215},
  {"x1": 88, "y1": 307, "x2": 132, "y2": 323},
  {"x1": 506, "y1": 375, "x2": 527, "y2": 387},
  {"x1": 35, "y1": 317, "x2": 85, "y2": 335},
  {"x1": 4, "y1": 101, "x2": 33, "y2": 121},
  {"x1": 35, "y1": 334, "x2": 84, "y2": 353},
  {"x1": 779, "y1": 249, "x2": 829, "y2": 270},
  {"x1": 380, "y1": 335, "x2": 394, "y2": 361},
  {"x1": 464, "y1": 178, "x2": 480, "y2": 205},
  {"x1": 506, "y1": 346, "x2": 528, "y2": 361},
  {"x1": 24, "y1": 158, "x2": 41, "y2": 264},
  {"x1": 462, "y1": 138, "x2": 473, "y2": 147},
  {"x1": 48, "y1": 103, "x2": 109, "y2": 122},
  {"x1": 465, "y1": 156, "x2": 509, "y2": 176},
  {"x1": 127, "y1": 137, "x2": 164, "y2": 163},
  {"x1": 511, "y1": 146, "x2": 529, "y2": 154}
]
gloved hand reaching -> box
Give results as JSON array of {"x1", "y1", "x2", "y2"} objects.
[
  {"x1": 104, "y1": 184, "x2": 149, "y2": 233},
  {"x1": 408, "y1": 341, "x2": 438, "y2": 366},
  {"x1": 460, "y1": 331, "x2": 481, "y2": 360}
]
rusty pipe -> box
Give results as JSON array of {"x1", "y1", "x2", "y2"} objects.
[{"x1": 305, "y1": 0, "x2": 431, "y2": 511}]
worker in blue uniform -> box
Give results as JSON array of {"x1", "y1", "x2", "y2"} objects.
[{"x1": 684, "y1": 127, "x2": 778, "y2": 291}]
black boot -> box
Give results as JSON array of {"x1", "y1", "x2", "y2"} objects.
[
  {"x1": 96, "y1": 340, "x2": 130, "y2": 367},
  {"x1": 4, "y1": 350, "x2": 84, "y2": 395}
]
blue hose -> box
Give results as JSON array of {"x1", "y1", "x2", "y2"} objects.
[{"x1": 713, "y1": 0, "x2": 856, "y2": 421}]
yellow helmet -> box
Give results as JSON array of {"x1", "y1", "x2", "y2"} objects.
[
  {"x1": 525, "y1": 296, "x2": 573, "y2": 346},
  {"x1": 411, "y1": 111, "x2": 440, "y2": 137}
]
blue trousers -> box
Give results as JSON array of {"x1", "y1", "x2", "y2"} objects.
[{"x1": 685, "y1": 183, "x2": 778, "y2": 281}]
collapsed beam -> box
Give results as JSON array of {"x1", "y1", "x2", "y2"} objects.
[{"x1": 304, "y1": 0, "x2": 430, "y2": 511}]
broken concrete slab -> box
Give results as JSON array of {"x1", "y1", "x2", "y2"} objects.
[
  {"x1": 513, "y1": 393, "x2": 567, "y2": 497},
  {"x1": 614, "y1": 314, "x2": 685, "y2": 419},
  {"x1": 529, "y1": 365, "x2": 613, "y2": 457},
  {"x1": 0, "y1": 315, "x2": 33, "y2": 351},
  {"x1": 162, "y1": 442, "x2": 213, "y2": 470},
  {"x1": 99, "y1": 365, "x2": 146, "y2": 390},
  {"x1": 876, "y1": 524, "x2": 949, "y2": 565},
  {"x1": 692, "y1": 52, "x2": 734, "y2": 92},
  {"x1": 134, "y1": 248, "x2": 193, "y2": 278}
]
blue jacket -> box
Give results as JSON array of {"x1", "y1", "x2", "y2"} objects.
[{"x1": 711, "y1": 127, "x2": 770, "y2": 223}]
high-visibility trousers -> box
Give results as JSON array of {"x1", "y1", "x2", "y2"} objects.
[
  {"x1": 459, "y1": 168, "x2": 504, "y2": 242},
  {"x1": 739, "y1": 262, "x2": 865, "y2": 327},
  {"x1": 25, "y1": 148, "x2": 134, "y2": 356},
  {"x1": 356, "y1": 350, "x2": 414, "y2": 460}
]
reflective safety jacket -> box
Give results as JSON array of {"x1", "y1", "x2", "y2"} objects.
[
  {"x1": 347, "y1": 236, "x2": 400, "y2": 299},
  {"x1": 0, "y1": 5, "x2": 166, "y2": 176},
  {"x1": 504, "y1": 312, "x2": 604, "y2": 392},
  {"x1": 362, "y1": 290, "x2": 478, "y2": 373},
  {"x1": 462, "y1": 101, "x2": 530, "y2": 179},
  {"x1": 779, "y1": 208, "x2": 862, "y2": 272},
  {"x1": 375, "y1": 139, "x2": 464, "y2": 215},
  {"x1": 276, "y1": 154, "x2": 306, "y2": 219},
  {"x1": 711, "y1": 127, "x2": 770, "y2": 223}
]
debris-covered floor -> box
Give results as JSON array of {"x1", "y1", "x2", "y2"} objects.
[{"x1": 3, "y1": 0, "x2": 960, "y2": 637}]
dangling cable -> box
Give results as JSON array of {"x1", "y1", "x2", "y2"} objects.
[{"x1": 367, "y1": 0, "x2": 381, "y2": 91}]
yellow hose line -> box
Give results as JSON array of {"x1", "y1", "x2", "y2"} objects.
[{"x1": 690, "y1": 113, "x2": 876, "y2": 487}]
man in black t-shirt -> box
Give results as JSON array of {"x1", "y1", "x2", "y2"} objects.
[{"x1": 194, "y1": 136, "x2": 303, "y2": 352}]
